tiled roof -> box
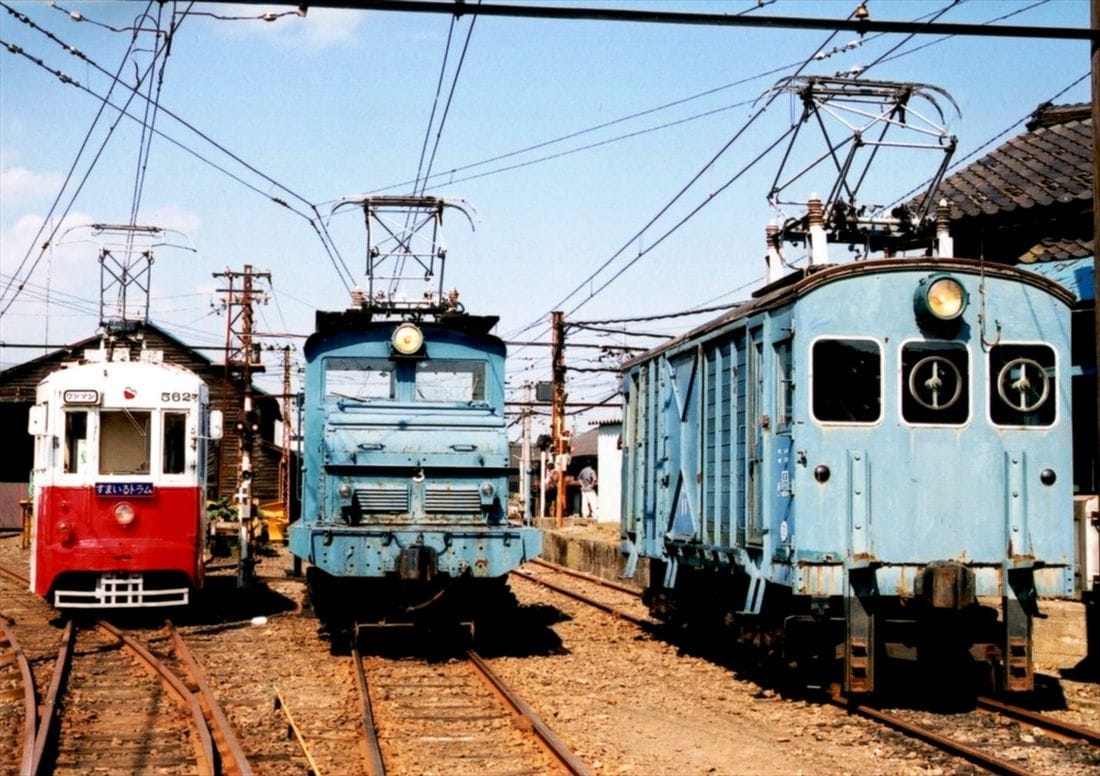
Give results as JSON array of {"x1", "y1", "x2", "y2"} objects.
[
  {"x1": 1018, "y1": 236, "x2": 1094, "y2": 263},
  {"x1": 934, "y1": 104, "x2": 1092, "y2": 221}
]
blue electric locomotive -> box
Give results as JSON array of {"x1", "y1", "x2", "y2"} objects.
[
  {"x1": 289, "y1": 306, "x2": 542, "y2": 619},
  {"x1": 620, "y1": 257, "x2": 1075, "y2": 694}
]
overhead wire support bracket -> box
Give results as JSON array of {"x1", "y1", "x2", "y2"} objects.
[
  {"x1": 330, "y1": 194, "x2": 476, "y2": 317},
  {"x1": 764, "y1": 76, "x2": 960, "y2": 254}
]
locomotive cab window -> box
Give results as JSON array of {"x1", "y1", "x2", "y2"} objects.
[
  {"x1": 415, "y1": 360, "x2": 486, "y2": 402},
  {"x1": 901, "y1": 342, "x2": 969, "y2": 425},
  {"x1": 324, "y1": 357, "x2": 395, "y2": 401},
  {"x1": 989, "y1": 344, "x2": 1056, "y2": 427},
  {"x1": 100, "y1": 409, "x2": 152, "y2": 475},
  {"x1": 811, "y1": 338, "x2": 881, "y2": 423}
]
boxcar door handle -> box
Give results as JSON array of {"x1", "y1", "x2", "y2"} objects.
[{"x1": 450, "y1": 443, "x2": 476, "y2": 451}]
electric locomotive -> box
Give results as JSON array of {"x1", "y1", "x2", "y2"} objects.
[
  {"x1": 620, "y1": 255, "x2": 1075, "y2": 694},
  {"x1": 289, "y1": 303, "x2": 542, "y2": 619},
  {"x1": 27, "y1": 344, "x2": 222, "y2": 608}
]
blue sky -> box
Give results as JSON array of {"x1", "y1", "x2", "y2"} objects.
[{"x1": 0, "y1": 0, "x2": 1092, "y2": 436}]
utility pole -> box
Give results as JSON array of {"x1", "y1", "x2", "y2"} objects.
[
  {"x1": 551, "y1": 311, "x2": 567, "y2": 528},
  {"x1": 213, "y1": 264, "x2": 270, "y2": 589},
  {"x1": 521, "y1": 381, "x2": 532, "y2": 523},
  {"x1": 279, "y1": 344, "x2": 295, "y2": 526}
]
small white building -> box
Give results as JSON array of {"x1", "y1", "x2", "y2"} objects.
[{"x1": 594, "y1": 419, "x2": 622, "y2": 524}]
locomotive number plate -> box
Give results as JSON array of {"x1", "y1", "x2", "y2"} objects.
[{"x1": 95, "y1": 482, "x2": 155, "y2": 497}]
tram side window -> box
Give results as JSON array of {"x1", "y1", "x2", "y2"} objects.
[
  {"x1": 901, "y1": 342, "x2": 969, "y2": 425},
  {"x1": 811, "y1": 339, "x2": 881, "y2": 423},
  {"x1": 989, "y1": 344, "x2": 1056, "y2": 427},
  {"x1": 163, "y1": 411, "x2": 187, "y2": 474},
  {"x1": 100, "y1": 410, "x2": 152, "y2": 475},
  {"x1": 415, "y1": 360, "x2": 486, "y2": 402},
  {"x1": 325, "y1": 357, "x2": 395, "y2": 401},
  {"x1": 64, "y1": 411, "x2": 88, "y2": 474}
]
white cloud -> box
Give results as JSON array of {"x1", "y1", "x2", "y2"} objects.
[
  {"x1": 0, "y1": 166, "x2": 64, "y2": 203},
  {"x1": 138, "y1": 203, "x2": 203, "y2": 239}
]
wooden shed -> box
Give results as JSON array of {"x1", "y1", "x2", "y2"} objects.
[{"x1": 0, "y1": 322, "x2": 295, "y2": 530}]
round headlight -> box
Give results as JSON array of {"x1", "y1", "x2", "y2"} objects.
[
  {"x1": 392, "y1": 322, "x2": 424, "y2": 355},
  {"x1": 338, "y1": 483, "x2": 352, "y2": 499},
  {"x1": 114, "y1": 502, "x2": 136, "y2": 527},
  {"x1": 916, "y1": 275, "x2": 967, "y2": 321},
  {"x1": 480, "y1": 482, "x2": 495, "y2": 498}
]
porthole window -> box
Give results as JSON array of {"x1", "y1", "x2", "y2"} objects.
[
  {"x1": 901, "y1": 342, "x2": 969, "y2": 425},
  {"x1": 990, "y1": 344, "x2": 1055, "y2": 427}
]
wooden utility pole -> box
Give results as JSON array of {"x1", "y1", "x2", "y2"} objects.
[
  {"x1": 521, "y1": 381, "x2": 533, "y2": 522},
  {"x1": 279, "y1": 345, "x2": 294, "y2": 523},
  {"x1": 551, "y1": 311, "x2": 567, "y2": 528},
  {"x1": 212, "y1": 264, "x2": 271, "y2": 589}
]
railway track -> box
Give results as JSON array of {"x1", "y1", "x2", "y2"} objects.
[
  {"x1": 0, "y1": 561, "x2": 251, "y2": 775},
  {"x1": 353, "y1": 626, "x2": 591, "y2": 776},
  {"x1": 517, "y1": 557, "x2": 1100, "y2": 776}
]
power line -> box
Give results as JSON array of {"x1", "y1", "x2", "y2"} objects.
[{"x1": 1, "y1": 2, "x2": 355, "y2": 294}]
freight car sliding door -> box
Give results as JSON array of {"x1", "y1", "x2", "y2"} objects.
[
  {"x1": 746, "y1": 329, "x2": 765, "y2": 547},
  {"x1": 703, "y1": 341, "x2": 733, "y2": 549}
]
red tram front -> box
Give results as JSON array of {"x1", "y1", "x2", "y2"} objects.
[{"x1": 27, "y1": 348, "x2": 222, "y2": 607}]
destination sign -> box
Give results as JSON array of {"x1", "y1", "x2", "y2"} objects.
[{"x1": 95, "y1": 482, "x2": 155, "y2": 497}]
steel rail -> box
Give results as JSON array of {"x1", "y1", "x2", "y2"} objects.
[
  {"x1": 168, "y1": 623, "x2": 255, "y2": 776},
  {"x1": 351, "y1": 642, "x2": 387, "y2": 776},
  {"x1": 511, "y1": 567, "x2": 651, "y2": 627},
  {"x1": 96, "y1": 620, "x2": 217, "y2": 776},
  {"x1": 0, "y1": 610, "x2": 38, "y2": 776},
  {"x1": 467, "y1": 649, "x2": 593, "y2": 776},
  {"x1": 274, "y1": 685, "x2": 324, "y2": 776},
  {"x1": 31, "y1": 619, "x2": 74, "y2": 776},
  {"x1": 0, "y1": 562, "x2": 29, "y2": 586},
  {"x1": 830, "y1": 691, "x2": 1037, "y2": 776},
  {"x1": 976, "y1": 695, "x2": 1100, "y2": 747},
  {"x1": 528, "y1": 557, "x2": 643, "y2": 596}
]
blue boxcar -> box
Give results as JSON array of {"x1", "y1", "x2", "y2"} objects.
[
  {"x1": 289, "y1": 310, "x2": 541, "y2": 617},
  {"x1": 620, "y1": 258, "x2": 1075, "y2": 693}
]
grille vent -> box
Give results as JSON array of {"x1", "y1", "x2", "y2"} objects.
[
  {"x1": 424, "y1": 488, "x2": 481, "y2": 513},
  {"x1": 354, "y1": 488, "x2": 409, "y2": 513}
]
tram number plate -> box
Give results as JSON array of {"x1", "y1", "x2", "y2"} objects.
[{"x1": 95, "y1": 482, "x2": 155, "y2": 497}]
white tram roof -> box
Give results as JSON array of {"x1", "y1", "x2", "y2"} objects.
[{"x1": 38, "y1": 350, "x2": 206, "y2": 403}]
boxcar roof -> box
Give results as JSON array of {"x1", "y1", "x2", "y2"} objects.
[{"x1": 621, "y1": 257, "x2": 1076, "y2": 369}]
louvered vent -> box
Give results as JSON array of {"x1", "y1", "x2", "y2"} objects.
[
  {"x1": 355, "y1": 488, "x2": 409, "y2": 513},
  {"x1": 424, "y1": 488, "x2": 481, "y2": 513}
]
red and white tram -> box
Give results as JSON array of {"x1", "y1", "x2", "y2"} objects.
[{"x1": 27, "y1": 347, "x2": 222, "y2": 607}]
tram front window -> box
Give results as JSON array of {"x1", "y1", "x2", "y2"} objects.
[{"x1": 100, "y1": 409, "x2": 152, "y2": 475}]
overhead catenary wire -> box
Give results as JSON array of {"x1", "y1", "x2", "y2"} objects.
[
  {"x1": 0, "y1": 1, "x2": 157, "y2": 314},
  {"x1": 0, "y1": 2, "x2": 357, "y2": 300}
]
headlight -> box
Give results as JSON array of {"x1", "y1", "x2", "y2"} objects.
[
  {"x1": 479, "y1": 481, "x2": 496, "y2": 506},
  {"x1": 392, "y1": 322, "x2": 424, "y2": 355},
  {"x1": 915, "y1": 274, "x2": 967, "y2": 322},
  {"x1": 114, "y1": 502, "x2": 136, "y2": 527}
]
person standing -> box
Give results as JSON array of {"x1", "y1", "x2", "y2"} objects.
[{"x1": 577, "y1": 464, "x2": 598, "y2": 520}]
